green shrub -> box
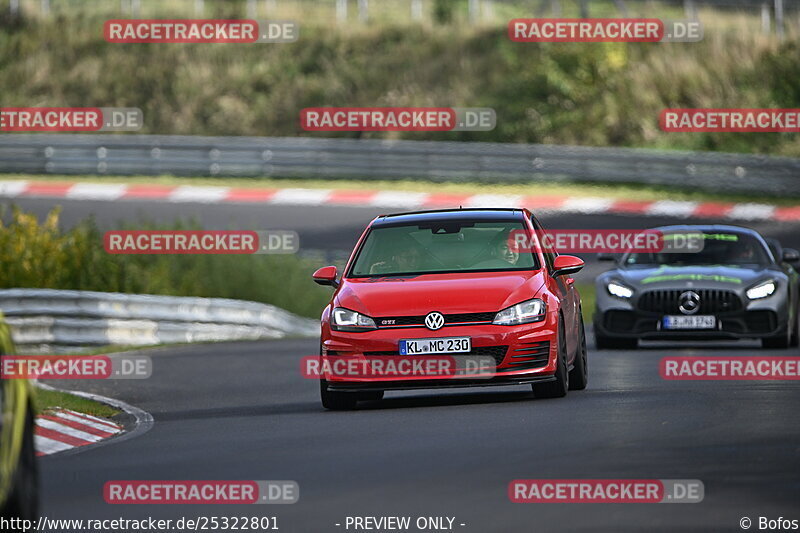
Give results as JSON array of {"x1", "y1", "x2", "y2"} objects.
[{"x1": 0, "y1": 206, "x2": 331, "y2": 318}]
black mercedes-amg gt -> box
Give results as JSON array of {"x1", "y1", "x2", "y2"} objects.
[{"x1": 594, "y1": 225, "x2": 800, "y2": 349}]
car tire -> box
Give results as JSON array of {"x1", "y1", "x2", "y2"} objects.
[
  {"x1": 568, "y1": 319, "x2": 588, "y2": 391},
  {"x1": 1, "y1": 408, "x2": 38, "y2": 522},
  {"x1": 320, "y1": 380, "x2": 358, "y2": 410},
  {"x1": 594, "y1": 332, "x2": 637, "y2": 350},
  {"x1": 790, "y1": 310, "x2": 799, "y2": 348},
  {"x1": 532, "y1": 317, "x2": 569, "y2": 399}
]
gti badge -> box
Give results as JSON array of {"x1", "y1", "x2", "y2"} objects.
[
  {"x1": 424, "y1": 311, "x2": 445, "y2": 331},
  {"x1": 679, "y1": 291, "x2": 701, "y2": 315}
]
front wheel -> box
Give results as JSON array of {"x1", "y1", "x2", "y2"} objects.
[
  {"x1": 568, "y1": 320, "x2": 588, "y2": 391},
  {"x1": 532, "y1": 317, "x2": 569, "y2": 399},
  {"x1": 320, "y1": 380, "x2": 357, "y2": 410}
]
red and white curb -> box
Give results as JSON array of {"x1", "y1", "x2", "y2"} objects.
[
  {"x1": 35, "y1": 408, "x2": 123, "y2": 457},
  {"x1": 1, "y1": 180, "x2": 799, "y2": 222}
]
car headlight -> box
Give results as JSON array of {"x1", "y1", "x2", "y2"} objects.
[
  {"x1": 331, "y1": 307, "x2": 377, "y2": 331},
  {"x1": 493, "y1": 298, "x2": 546, "y2": 326},
  {"x1": 607, "y1": 281, "x2": 634, "y2": 299},
  {"x1": 746, "y1": 280, "x2": 776, "y2": 300}
]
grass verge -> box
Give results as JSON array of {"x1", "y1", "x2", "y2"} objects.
[{"x1": 34, "y1": 387, "x2": 121, "y2": 419}]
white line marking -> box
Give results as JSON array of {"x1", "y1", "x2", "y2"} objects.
[
  {"x1": 646, "y1": 200, "x2": 700, "y2": 218},
  {"x1": 560, "y1": 197, "x2": 615, "y2": 214},
  {"x1": 168, "y1": 186, "x2": 230, "y2": 203},
  {"x1": 0, "y1": 180, "x2": 29, "y2": 197},
  {"x1": 66, "y1": 183, "x2": 128, "y2": 200},
  {"x1": 34, "y1": 435, "x2": 73, "y2": 455},
  {"x1": 50, "y1": 410, "x2": 121, "y2": 432},
  {"x1": 726, "y1": 203, "x2": 776, "y2": 220},
  {"x1": 270, "y1": 188, "x2": 332, "y2": 205},
  {"x1": 368, "y1": 191, "x2": 428, "y2": 208},
  {"x1": 36, "y1": 418, "x2": 104, "y2": 443},
  {"x1": 464, "y1": 194, "x2": 524, "y2": 208}
]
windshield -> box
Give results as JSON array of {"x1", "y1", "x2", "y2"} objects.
[
  {"x1": 623, "y1": 232, "x2": 771, "y2": 268},
  {"x1": 349, "y1": 220, "x2": 539, "y2": 277}
]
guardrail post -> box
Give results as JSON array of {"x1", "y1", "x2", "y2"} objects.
[
  {"x1": 358, "y1": 0, "x2": 368, "y2": 22},
  {"x1": 579, "y1": 0, "x2": 589, "y2": 18},
  {"x1": 10, "y1": 0, "x2": 20, "y2": 16},
  {"x1": 468, "y1": 0, "x2": 479, "y2": 23},
  {"x1": 247, "y1": 0, "x2": 257, "y2": 17},
  {"x1": 774, "y1": 0, "x2": 784, "y2": 41},
  {"x1": 761, "y1": 3, "x2": 771, "y2": 34},
  {"x1": 411, "y1": 0, "x2": 423, "y2": 21},
  {"x1": 194, "y1": 0, "x2": 203, "y2": 16},
  {"x1": 683, "y1": 0, "x2": 697, "y2": 20},
  {"x1": 337, "y1": 0, "x2": 347, "y2": 22},
  {"x1": 265, "y1": 0, "x2": 277, "y2": 14}
]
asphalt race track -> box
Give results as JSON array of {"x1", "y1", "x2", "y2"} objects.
[
  {"x1": 40, "y1": 337, "x2": 800, "y2": 532},
  {"x1": 19, "y1": 197, "x2": 800, "y2": 531}
]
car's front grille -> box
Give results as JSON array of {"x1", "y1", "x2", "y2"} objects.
[
  {"x1": 637, "y1": 289, "x2": 742, "y2": 314},
  {"x1": 365, "y1": 345, "x2": 508, "y2": 366},
  {"x1": 375, "y1": 311, "x2": 496, "y2": 328}
]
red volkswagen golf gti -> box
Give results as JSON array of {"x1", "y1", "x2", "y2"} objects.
[{"x1": 312, "y1": 208, "x2": 587, "y2": 410}]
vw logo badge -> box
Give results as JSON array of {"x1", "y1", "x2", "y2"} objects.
[
  {"x1": 424, "y1": 312, "x2": 445, "y2": 331},
  {"x1": 678, "y1": 291, "x2": 700, "y2": 315}
]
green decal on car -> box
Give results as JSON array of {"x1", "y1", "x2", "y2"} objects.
[{"x1": 641, "y1": 274, "x2": 743, "y2": 284}]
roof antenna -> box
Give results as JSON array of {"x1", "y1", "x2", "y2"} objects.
[{"x1": 459, "y1": 205, "x2": 463, "y2": 209}]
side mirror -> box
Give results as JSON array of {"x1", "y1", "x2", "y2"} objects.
[
  {"x1": 596, "y1": 252, "x2": 616, "y2": 262},
  {"x1": 553, "y1": 255, "x2": 584, "y2": 277},
  {"x1": 783, "y1": 248, "x2": 800, "y2": 264},
  {"x1": 312, "y1": 266, "x2": 339, "y2": 288}
]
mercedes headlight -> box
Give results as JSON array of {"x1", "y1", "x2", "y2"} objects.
[
  {"x1": 493, "y1": 298, "x2": 546, "y2": 326},
  {"x1": 746, "y1": 280, "x2": 776, "y2": 300},
  {"x1": 607, "y1": 281, "x2": 634, "y2": 299},
  {"x1": 331, "y1": 307, "x2": 377, "y2": 331}
]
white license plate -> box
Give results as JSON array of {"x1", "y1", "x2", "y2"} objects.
[
  {"x1": 662, "y1": 315, "x2": 717, "y2": 330},
  {"x1": 399, "y1": 337, "x2": 471, "y2": 355}
]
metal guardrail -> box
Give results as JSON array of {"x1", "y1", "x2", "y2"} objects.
[
  {"x1": 1, "y1": 133, "x2": 799, "y2": 195},
  {"x1": 0, "y1": 289, "x2": 318, "y2": 352}
]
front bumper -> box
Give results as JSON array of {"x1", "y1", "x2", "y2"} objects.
[
  {"x1": 594, "y1": 307, "x2": 789, "y2": 341},
  {"x1": 320, "y1": 314, "x2": 559, "y2": 386}
]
